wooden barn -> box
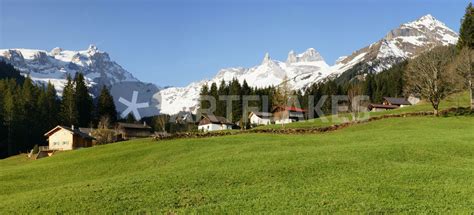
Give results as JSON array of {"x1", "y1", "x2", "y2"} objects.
[
  {"x1": 116, "y1": 122, "x2": 153, "y2": 140},
  {"x1": 368, "y1": 97, "x2": 412, "y2": 112},
  {"x1": 383, "y1": 97, "x2": 412, "y2": 107},
  {"x1": 367, "y1": 104, "x2": 399, "y2": 112}
]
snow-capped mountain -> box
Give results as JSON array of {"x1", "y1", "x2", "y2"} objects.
[
  {"x1": 331, "y1": 14, "x2": 458, "y2": 78},
  {"x1": 0, "y1": 45, "x2": 139, "y2": 95},
  {"x1": 157, "y1": 48, "x2": 331, "y2": 114},
  {"x1": 158, "y1": 14, "x2": 458, "y2": 115}
]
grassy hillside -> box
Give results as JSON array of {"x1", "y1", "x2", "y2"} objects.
[
  {"x1": 1, "y1": 116, "x2": 473, "y2": 213},
  {"x1": 257, "y1": 92, "x2": 471, "y2": 130}
]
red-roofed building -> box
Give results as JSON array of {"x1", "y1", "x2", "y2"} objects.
[{"x1": 272, "y1": 106, "x2": 306, "y2": 124}]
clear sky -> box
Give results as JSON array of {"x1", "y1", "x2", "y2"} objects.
[{"x1": 0, "y1": 0, "x2": 470, "y2": 87}]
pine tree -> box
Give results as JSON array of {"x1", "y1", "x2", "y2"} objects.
[
  {"x1": 364, "y1": 73, "x2": 376, "y2": 102},
  {"x1": 229, "y1": 78, "x2": 242, "y2": 122},
  {"x1": 97, "y1": 86, "x2": 117, "y2": 124},
  {"x1": 241, "y1": 80, "x2": 251, "y2": 98},
  {"x1": 0, "y1": 81, "x2": 5, "y2": 157},
  {"x1": 46, "y1": 82, "x2": 60, "y2": 127},
  {"x1": 199, "y1": 84, "x2": 210, "y2": 112},
  {"x1": 61, "y1": 75, "x2": 78, "y2": 126},
  {"x1": 241, "y1": 79, "x2": 253, "y2": 110},
  {"x1": 209, "y1": 82, "x2": 219, "y2": 112},
  {"x1": 19, "y1": 77, "x2": 38, "y2": 151},
  {"x1": 3, "y1": 84, "x2": 17, "y2": 155},
  {"x1": 0, "y1": 61, "x2": 25, "y2": 84},
  {"x1": 74, "y1": 73, "x2": 94, "y2": 127},
  {"x1": 126, "y1": 113, "x2": 137, "y2": 123},
  {"x1": 457, "y1": 3, "x2": 474, "y2": 51},
  {"x1": 38, "y1": 82, "x2": 60, "y2": 130},
  {"x1": 216, "y1": 79, "x2": 228, "y2": 116},
  {"x1": 457, "y1": 3, "x2": 474, "y2": 110}
]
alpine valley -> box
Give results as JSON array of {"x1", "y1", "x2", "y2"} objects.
[{"x1": 0, "y1": 14, "x2": 459, "y2": 116}]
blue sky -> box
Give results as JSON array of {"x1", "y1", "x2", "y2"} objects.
[{"x1": 0, "y1": 0, "x2": 469, "y2": 87}]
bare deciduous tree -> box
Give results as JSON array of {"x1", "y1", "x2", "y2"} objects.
[
  {"x1": 347, "y1": 83, "x2": 369, "y2": 121},
  {"x1": 92, "y1": 116, "x2": 116, "y2": 145},
  {"x1": 154, "y1": 115, "x2": 169, "y2": 132},
  {"x1": 452, "y1": 47, "x2": 474, "y2": 110},
  {"x1": 272, "y1": 75, "x2": 294, "y2": 128},
  {"x1": 347, "y1": 84, "x2": 364, "y2": 112},
  {"x1": 98, "y1": 116, "x2": 110, "y2": 129},
  {"x1": 404, "y1": 46, "x2": 461, "y2": 116}
]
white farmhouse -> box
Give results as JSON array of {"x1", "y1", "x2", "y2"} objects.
[
  {"x1": 198, "y1": 115, "x2": 234, "y2": 132},
  {"x1": 249, "y1": 112, "x2": 273, "y2": 125}
]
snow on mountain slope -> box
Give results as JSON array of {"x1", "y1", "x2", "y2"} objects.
[
  {"x1": 331, "y1": 14, "x2": 458, "y2": 77},
  {"x1": 158, "y1": 14, "x2": 458, "y2": 115},
  {"x1": 158, "y1": 48, "x2": 330, "y2": 114},
  {"x1": 0, "y1": 45, "x2": 139, "y2": 95}
]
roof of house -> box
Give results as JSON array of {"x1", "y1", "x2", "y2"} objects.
[
  {"x1": 273, "y1": 106, "x2": 306, "y2": 113},
  {"x1": 249, "y1": 111, "x2": 273, "y2": 118},
  {"x1": 368, "y1": 104, "x2": 399, "y2": 110},
  {"x1": 117, "y1": 122, "x2": 152, "y2": 129},
  {"x1": 383, "y1": 97, "x2": 411, "y2": 105},
  {"x1": 200, "y1": 115, "x2": 234, "y2": 125},
  {"x1": 79, "y1": 127, "x2": 93, "y2": 135},
  {"x1": 44, "y1": 126, "x2": 95, "y2": 139}
]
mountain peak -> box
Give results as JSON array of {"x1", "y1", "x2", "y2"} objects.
[
  {"x1": 419, "y1": 14, "x2": 435, "y2": 21},
  {"x1": 296, "y1": 48, "x2": 324, "y2": 62},
  {"x1": 402, "y1": 14, "x2": 449, "y2": 32},
  {"x1": 383, "y1": 13, "x2": 458, "y2": 46},
  {"x1": 287, "y1": 50, "x2": 297, "y2": 63},
  {"x1": 262, "y1": 52, "x2": 271, "y2": 64},
  {"x1": 50, "y1": 47, "x2": 63, "y2": 55},
  {"x1": 88, "y1": 44, "x2": 97, "y2": 50},
  {"x1": 87, "y1": 44, "x2": 99, "y2": 55}
]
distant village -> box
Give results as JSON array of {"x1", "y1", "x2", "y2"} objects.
[{"x1": 34, "y1": 96, "x2": 418, "y2": 159}]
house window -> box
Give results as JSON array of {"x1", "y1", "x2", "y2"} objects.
[{"x1": 63, "y1": 141, "x2": 68, "y2": 145}]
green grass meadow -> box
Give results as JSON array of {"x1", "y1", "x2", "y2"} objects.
[
  {"x1": 1, "y1": 116, "x2": 473, "y2": 213},
  {"x1": 257, "y1": 92, "x2": 471, "y2": 130}
]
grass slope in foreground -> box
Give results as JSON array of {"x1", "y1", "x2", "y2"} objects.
[{"x1": 1, "y1": 116, "x2": 474, "y2": 213}]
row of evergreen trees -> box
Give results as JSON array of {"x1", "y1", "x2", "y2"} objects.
[
  {"x1": 199, "y1": 66, "x2": 405, "y2": 123},
  {"x1": 199, "y1": 79, "x2": 276, "y2": 123},
  {"x1": 0, "y1": 64, "x2": 117, "y2": 158},
  {"x1": 60, "y1": 74, "x2": 117, "y2": 127}
]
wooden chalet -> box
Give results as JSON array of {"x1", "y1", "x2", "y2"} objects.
[
  {"x1": 383, "y1": 97, "x2": 412, "y2": 107},
  {"x1": 368, "y1": 97, "x2": 412, "y2": 112},
  {"x1": 367, "y1": 104, "x2": 399, "y2": 112},
  {"x1": 116, "y1": 122, "x2": 152, "y2": 140},
  {"x1": 43, "y1": 125, "x2": 94, "y2": 152}
]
